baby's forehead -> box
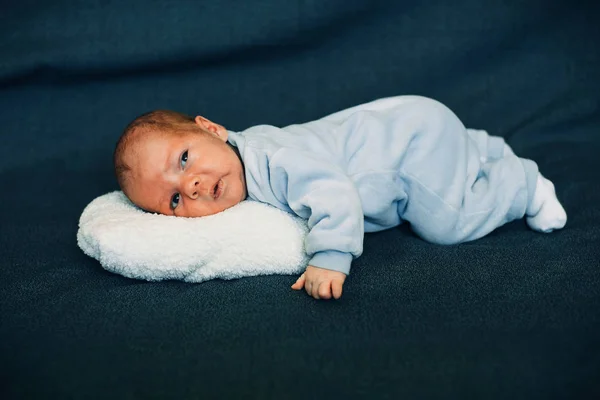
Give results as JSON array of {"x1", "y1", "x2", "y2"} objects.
[
  {"x1": 123, "y1": 129, "x2": 166, "y2": 165},
  {"x1": 128, "y1": 127, "x2": 176, "y2": 152},
  {"x1": 125, "y1": 124, "x2": 201, "y2": 166}
]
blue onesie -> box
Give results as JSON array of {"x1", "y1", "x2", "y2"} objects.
[{"x1": 227, "y1": 96, "x2": 539, "y2": 275}]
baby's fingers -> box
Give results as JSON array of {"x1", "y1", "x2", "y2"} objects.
[
  {"x1": 291, "y1": 273, "x2": 305, "y2": 290},
  {"x1": 332, "y1": 280, "x2": 344, "y2": 299},
  {"x1": 317, "y1": 281, "x2": 333, "y2": 300}
]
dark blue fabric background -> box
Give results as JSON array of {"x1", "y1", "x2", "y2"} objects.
[{"x1": 1, "y1": 1, "x2": 599, "y2": 398}]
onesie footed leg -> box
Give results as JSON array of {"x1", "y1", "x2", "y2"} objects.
[{"x1": 526, "y1": 173, "x2": 567, "y2": 233}]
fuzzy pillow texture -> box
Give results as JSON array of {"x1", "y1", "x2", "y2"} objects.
[{"x1": 77, "y1": 191, "x2": 309, "y2": 282}]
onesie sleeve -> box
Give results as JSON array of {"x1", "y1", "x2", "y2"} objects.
[{"x1": 268, "y1": 148, "x2": 364, "y2": 275}]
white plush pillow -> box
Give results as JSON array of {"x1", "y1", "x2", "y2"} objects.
[{"x1": 77, "y1": 191, "x2": 309, "y2": 282}]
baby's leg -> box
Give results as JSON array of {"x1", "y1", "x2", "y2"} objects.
[
  {"x1": 465, "y1": 129, "x2": 567, "y2": 233},
  {"x1": 398, "y1": 98, "x2": 566, "y2": 244},
  {"x1": 466, "y1": 128, "x2": 513, "y2": 163}
]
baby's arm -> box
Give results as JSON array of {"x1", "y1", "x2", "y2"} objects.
[
  {"x1": 268, "y1": 148, "x2": 364, "y2": 299},
  {"x1": 320, "y1": 95, "x2": 424, "y2": 124}
]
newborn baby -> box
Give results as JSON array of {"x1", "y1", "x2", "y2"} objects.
[{"x1": 114, "y1": 95, "x2": 567, "y2": 300}]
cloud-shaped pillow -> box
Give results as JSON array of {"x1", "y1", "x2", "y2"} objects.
[{"x1": 77, "y1": 192, "x2": 309, "y2": 282}]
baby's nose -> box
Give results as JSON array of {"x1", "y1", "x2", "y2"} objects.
[{"x1": 186, "y1": 178, "x2": 201, "y2": 199}]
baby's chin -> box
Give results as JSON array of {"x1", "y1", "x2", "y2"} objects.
[
  {"x1": 184, "y1": 203, "x2": 238, "y2": 218},
  {"x1": 183, "y1": 192, "x2": 245, "y2": 218}
]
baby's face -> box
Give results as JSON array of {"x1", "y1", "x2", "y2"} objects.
[{"x1": 125, "y1": 118, "x2": 247, "y2": 217}]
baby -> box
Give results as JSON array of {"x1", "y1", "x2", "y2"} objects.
[{"x1": 114, "y1": 95, "x2": 567, "y2": 300}]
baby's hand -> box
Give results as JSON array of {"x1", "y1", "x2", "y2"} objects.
[{"x1": 291, "y1": 265, "x2": 346, "y2": 300}]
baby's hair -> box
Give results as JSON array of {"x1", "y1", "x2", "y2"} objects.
[{"x1": 114, "y1": 110, "x2": 195, "y2": 193}]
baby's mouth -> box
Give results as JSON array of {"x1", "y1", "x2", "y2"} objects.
[{"x1": 213, "y1": 179, "x2": 223, "y2": 200}]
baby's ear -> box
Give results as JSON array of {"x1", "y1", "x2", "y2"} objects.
[{"x1": 194, "y1": 116, "x2": 228, "y2": 141}]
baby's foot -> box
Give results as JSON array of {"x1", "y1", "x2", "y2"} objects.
[{"x1": 526, "y1": 173, "x2": 567, "y2": 233}]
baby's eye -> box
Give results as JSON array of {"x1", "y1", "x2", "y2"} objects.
[
  {"x1": 170, "y1": 193, "x2": 180, "y2": 210},
  {"x1": 180, "y1": 150, "x2": 188, "y2": 168}
]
